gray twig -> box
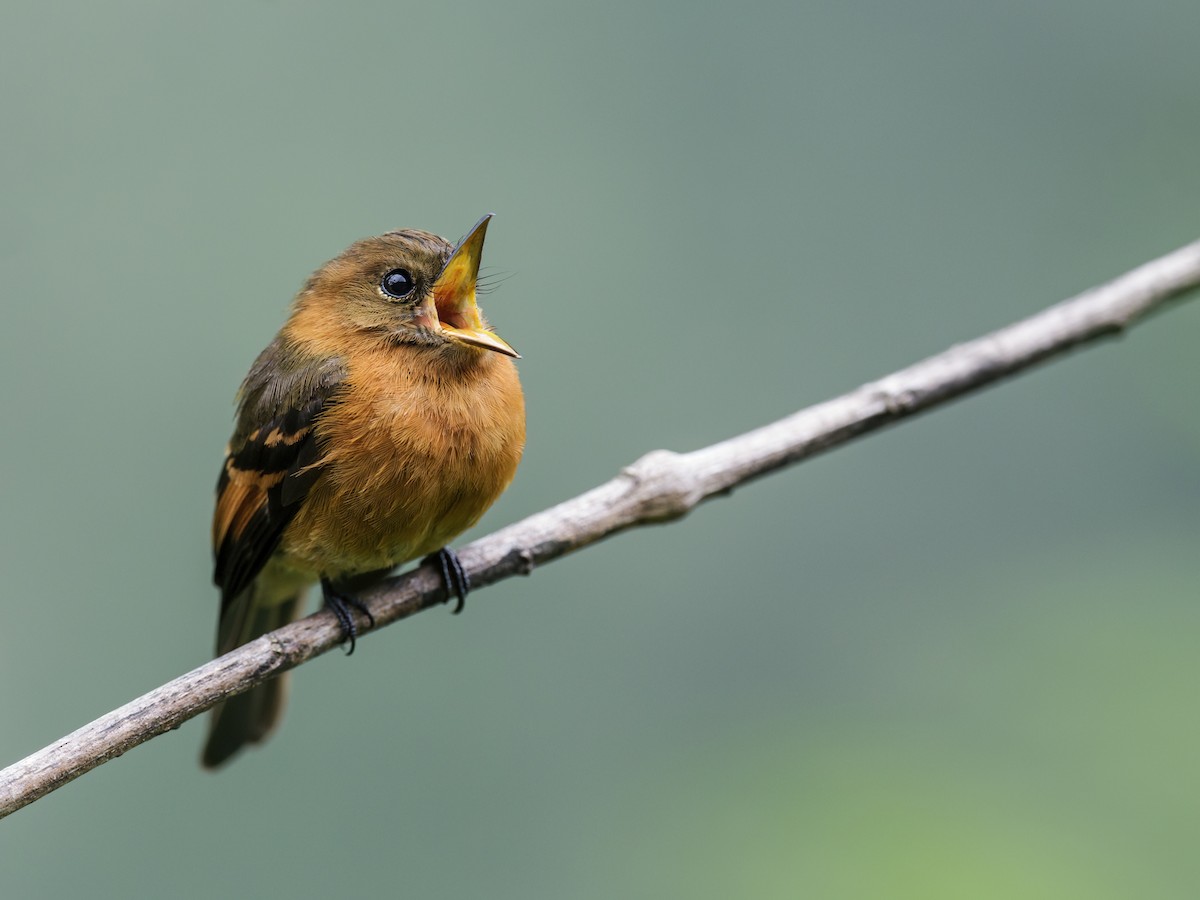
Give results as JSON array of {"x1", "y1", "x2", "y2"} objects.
[{"x1": 3, "y1": 238, "x2": 1199, "y2": 820}]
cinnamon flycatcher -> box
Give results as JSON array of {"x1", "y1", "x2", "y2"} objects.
[{"x1": 203, "y1": 215, "x2": 524, "y2": 768}]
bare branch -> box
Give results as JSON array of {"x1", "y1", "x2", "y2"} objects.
[{"x1": 3, "y1": 238, "x2": 1199, "y2": 820}]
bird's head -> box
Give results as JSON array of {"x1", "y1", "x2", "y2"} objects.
[{"x1": 293, "y1": 214, "x2": 518, "y2": 359}]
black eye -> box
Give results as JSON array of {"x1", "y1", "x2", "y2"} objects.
[{"x1": 381, "y1": 268, "x2": 415, "y2": 299}]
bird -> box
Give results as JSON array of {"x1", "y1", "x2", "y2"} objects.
[{"x1": 203, "y1": 214, "x2": 525, "y2": 769}]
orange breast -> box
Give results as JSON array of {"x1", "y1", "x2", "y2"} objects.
[{"x1": 278, "y1": 345, "x2": 524, "y2": 578}]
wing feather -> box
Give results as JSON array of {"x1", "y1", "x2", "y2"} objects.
[{"x1": 212, "y1": 339, "x2": 345, "y2": 612}]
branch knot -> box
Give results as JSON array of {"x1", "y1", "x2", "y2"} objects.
[{"x1": 622, "y1": 449, "x2": 699, "y2": 523}]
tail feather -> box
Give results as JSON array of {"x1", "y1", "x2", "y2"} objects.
[{"x1": 201, "y1": 585, "x2": 305, "y2": 769}]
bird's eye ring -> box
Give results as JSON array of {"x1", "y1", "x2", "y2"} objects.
[{"x1": 381, "y1": 268, "x2": 416, "y2": 299}]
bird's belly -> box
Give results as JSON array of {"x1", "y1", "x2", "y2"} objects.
[{"x1": 276, "y1": 376, "x2": 523, "y2": 579}]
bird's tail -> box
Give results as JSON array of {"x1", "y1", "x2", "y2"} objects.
[{"x1": 201, "y1": 577, "x2": 307, "y2": 769}]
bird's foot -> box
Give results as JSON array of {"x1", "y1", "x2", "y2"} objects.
[
  {"x1": 424, "y1": 547, "x2": 470, "y2": 614},
  {"x1": 321, "y1": 578, "x2": 376, "y2": 655}
]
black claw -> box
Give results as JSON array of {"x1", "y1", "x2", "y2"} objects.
[
  {"x1": 424, "y1": 548, "x2": 470, "y2": 614},
  {"x1": 321, "y1": 578, "x2": 375, "y2": 655}
]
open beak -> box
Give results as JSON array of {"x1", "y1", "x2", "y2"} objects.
[{"x1": 425, "y1": 214, "x2": 520, "y2": 358}]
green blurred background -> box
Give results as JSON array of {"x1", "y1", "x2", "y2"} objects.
[{"x1": 3, "y1": 1, "x2": 1198, "y2": 896}]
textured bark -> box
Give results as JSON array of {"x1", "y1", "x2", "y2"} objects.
[{"x1": 3, "y1": 237, "x2": 1199, "y2": 819}]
